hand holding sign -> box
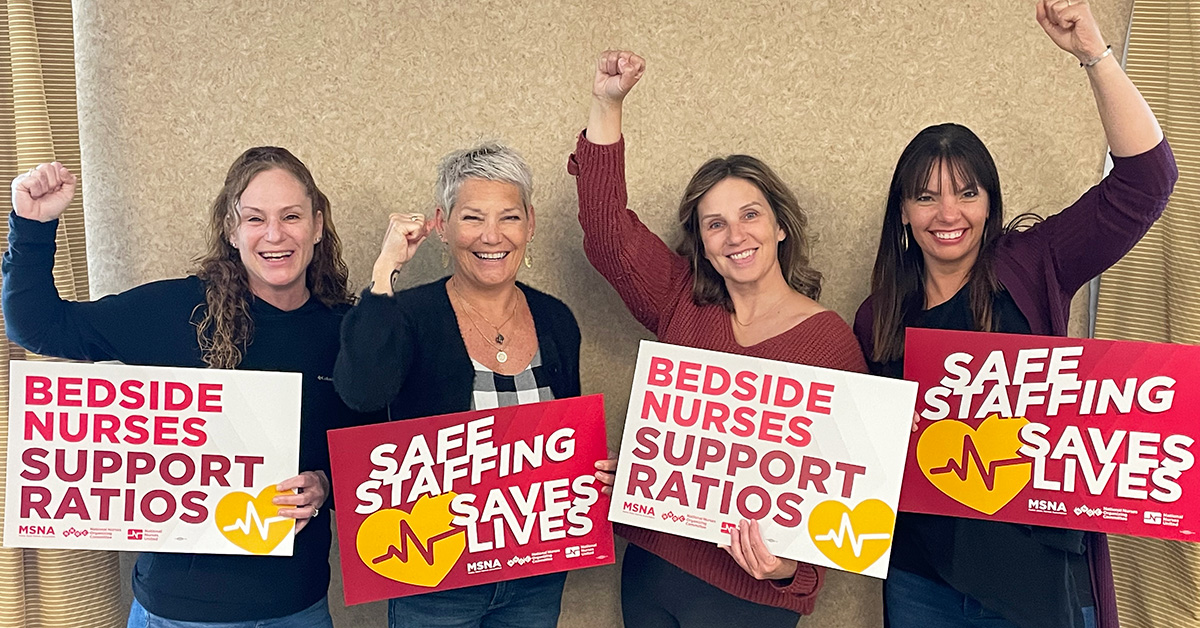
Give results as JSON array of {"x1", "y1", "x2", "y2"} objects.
[
  {"x1": 721, "y1": 519, "x2": 798, "y2": 581},
  {"x1": 274, "y1": 470, "x2": 330, "y2": 533}
]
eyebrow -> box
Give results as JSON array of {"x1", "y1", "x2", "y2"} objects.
[
  {"x1": 238, "y1": 204, "x2": 306, "y2": 212},
  {"x1": 700, "y1": 201, "x2": 762, "y2": 220}
]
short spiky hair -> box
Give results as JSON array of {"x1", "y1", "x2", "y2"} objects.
[{"x1": 435, "y1": 142, "x2": 533, "y2": 213}]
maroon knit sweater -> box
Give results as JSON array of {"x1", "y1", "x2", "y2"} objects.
[{"x1": 569, "y1": 133, "x2": 868, "y2": 615}]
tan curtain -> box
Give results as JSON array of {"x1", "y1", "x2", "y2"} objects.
[
  {"x1": 0, "y1": 1, "x2": 123, "y2": 627},
  {"x1": 1093, "y1": 1, "x2": 1200, "y2": 627}
]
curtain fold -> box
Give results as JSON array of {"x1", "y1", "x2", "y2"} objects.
[
  {"x1": 0, "y1": 1, "x2": 123, "y2": 626},
  {"x1": 1094, "y1": 1, "x2": 1200, "y2": 627}
]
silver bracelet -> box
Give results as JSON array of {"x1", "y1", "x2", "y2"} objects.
[{"x1": 1081, "y1": 45, "x2": 1113, "y2": 68}]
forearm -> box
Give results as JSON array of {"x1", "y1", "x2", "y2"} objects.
[
  {"x1": 586, "y1": 98, "x2": 623, "y2": 146},
  {"x1": 1086, "y1": 53, "x2": 1162, "y2": 157}
]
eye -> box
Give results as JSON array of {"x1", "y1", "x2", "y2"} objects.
[
  {"x1": 461, "y1": 214, "x2": 483, "y2": 222},
  {"x1": 744, "y1": 210, "x2": 759, "y2": 220},
  {"x1": 914, "y1": 194, "x2": 934, "y2": 203},
  {"x1": 284, "y1": 213, "x2": 302, "y2": 221},
  {"x1": 962, "y1": 189, "x2": 979, "y2": 199},
  {"x1": 707, "y1": 220, "x2": 724, "y2": 230},
  {"x1": 244, "y1": 215, "x2": 263, "y2": 223},
  {"x1": 502, "y1": 214, "x2": 523, "y2": 221}
]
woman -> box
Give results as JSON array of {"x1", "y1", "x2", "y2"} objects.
[
  {"x1": 333, "y1": 143, "x2": 583, "y2": 628},
  {"x1": 3, "y1": 147, "x2": 369, "y2": 628},
  {"x1": 854, "y1": 3, "x2": 1177, "y2": 628},
  {"x1": 570, "y1": 50, "x2": 867, "y2": 628}
]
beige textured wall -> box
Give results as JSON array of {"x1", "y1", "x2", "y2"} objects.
[{"x1": 74, "y1": 0, "x2": 1133, "y2": 626}]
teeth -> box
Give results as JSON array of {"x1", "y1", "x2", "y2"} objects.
[
  {"x1": 260, "y1": 252, "x2": 292, "y2": 259},
  {"x1": 935, "y1": 230, "x2": 964, "y2": 240},
  {"x1": 729, "y1": 250, "x2": 754, "y2": 260},
  {"x1": 475, "y1": 252, "x2": 507, "y2": 260}
]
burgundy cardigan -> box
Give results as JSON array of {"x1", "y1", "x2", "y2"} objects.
[{"x1": 854, "y1": 138, "x2": 1178, "y2": 628}]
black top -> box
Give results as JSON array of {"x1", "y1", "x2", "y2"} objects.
[
  {"x1": 872, "y1": 286, "x2": 1092, "y2": 628},
  {"x1": 2, "y1": 212, "x2": 378, "y2": 622},
  {"x1": 334, "y1": 276, "x2": 581, "y2": 419}
]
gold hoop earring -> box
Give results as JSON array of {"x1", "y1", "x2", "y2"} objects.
[{"x1": 901, "y1": 226, "x2": 910, "y2": 252}]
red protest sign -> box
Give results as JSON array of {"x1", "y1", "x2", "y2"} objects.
[
  {"x1": 328, "y1": 395, "x2": 614, "y2": 605},
  {"x1": 903, "y1": 328, "x2": 1198, "y2": 540}
]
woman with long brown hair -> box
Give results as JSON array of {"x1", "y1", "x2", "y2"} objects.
[
  {"x1": 570, "y1": 50, "x2": 867, "y2": 628},
  {"x1": 4, "y1": 146, "x2": 371, "y2": 627},
  {"x1": 854, "y1": 3, "x2": 1177, "y2": 627}
]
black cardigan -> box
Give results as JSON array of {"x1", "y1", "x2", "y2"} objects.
[{"x1": 334, "y1": 276, "x2": 581, "y2": 419}]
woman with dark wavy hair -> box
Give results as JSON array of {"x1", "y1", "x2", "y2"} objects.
[
  {"x1": 569, "y1": 50, "x2": 866, "y2": 628},
  {"x1": 854, "y1": 2, "x2": 1177, "y2": 627},
  {"x1": 3, "y1": 146, "x2": 372, "y2": 627}
]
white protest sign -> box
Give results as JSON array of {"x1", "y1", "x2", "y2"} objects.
[
  {"x1": 608, "y1": 340, "x2": 916, "y2": 578},
  {"x1": 5, "y1": 360, "x2": 301, "y2": 555}
]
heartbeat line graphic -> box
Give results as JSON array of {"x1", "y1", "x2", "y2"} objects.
[
  {"x1": 222, "y1": 503, "x2": 289, "y2": 539},
  {"x1": 930, "y1": 434, "x2": 1028, "y2": 490},
  {"x1": 813, "y1": 513, "x2": 892, "y2": 558},
  {"x1": 372, "y1": 520, "x2": 464, "y2": 566}
]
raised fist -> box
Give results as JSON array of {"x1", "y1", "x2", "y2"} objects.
[
  {"x1": 1036, "y1": 0, "x2": 1108, "y2": 64},
  {"x1": 593, "y1": 50, "x2": 646, "y2": 104},
  {"x1": 12, "y1": 162, "x2": 76, "y2": 223},
  {"x1": 371, "y1": 212, "x2": 431, "y2": 292}
]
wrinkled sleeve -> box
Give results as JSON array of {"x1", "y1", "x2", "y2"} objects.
[
  {"x1": 333, "y1": 290, "x2": 418, "y2": 412},
  {"x1": 569, "y1": 132, "x2": 692, "y2": 335}
]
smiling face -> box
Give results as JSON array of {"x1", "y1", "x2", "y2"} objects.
[
  {"x1": 436, "y1": 178, "x2": 533, "y2": 291},
  {"x1": 901, "y1": 160, "x2": 989, "y2": 275},
  {"x1": 697, "y1": 176, "x2": 787, "y2": 288},
  {"x1": 229, "y1": 168, "x2": 323, "y2": 305}
]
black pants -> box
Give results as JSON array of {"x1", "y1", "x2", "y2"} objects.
[{"x1": 621, "y1": 544, "x2": 802, "y2": 628}]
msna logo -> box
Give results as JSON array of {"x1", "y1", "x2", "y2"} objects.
[
  {"x1": 18, "y1": 525, "x2": 54, "y2": 536},
  {"x1": 466, "y1": 559, "x2": 501, "y2": 574},
  {"x1": 622, "y1": 502, "x2": 654, "y2": 517},
  {"x1": 1027, "y1": 499, "x2": 1066, "y2": 514}
]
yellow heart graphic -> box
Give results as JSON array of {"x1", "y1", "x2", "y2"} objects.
[
  {"x1": 807, "y1": 499, "x2": 895, "y2": 573},
  {"x1": 214, "y1": 486, "x2": 295, "y2": 554},
  {"x1": 356, "y1": 493, "x2": 466, "y2": 588},
  {"x1": 916, "y1": 414, "x2": 1032, "y2": 515}
]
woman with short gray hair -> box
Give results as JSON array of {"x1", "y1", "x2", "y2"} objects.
[{"x1": 335, "y1": 142, "x2": 600, "y2": 628}]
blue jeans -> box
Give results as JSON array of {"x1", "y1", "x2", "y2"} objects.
[
  {"x1": 387, "y1": 572, "x2": 567, "y2": 628},
  {"x1": 885, "y1": 567, "x2": 1096, "y2": 628},
  {"x1": 127, "y1": 596, "x2": 333, "y2": 628}
]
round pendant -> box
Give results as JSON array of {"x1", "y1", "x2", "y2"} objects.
[{"x1": 496, "y1": 350, "x2": 508, "y2": 363}]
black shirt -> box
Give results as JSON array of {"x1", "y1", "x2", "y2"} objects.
[{"x1": 2, "y1": 213, "x2": 379, "y2": 621}]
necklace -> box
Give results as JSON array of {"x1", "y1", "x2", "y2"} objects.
[
  {"x1": 451, "y1": 279, "x2": 520, "y2": 363},
  {"x1": 731, "y1": 293, "x2": 790, "y2": 328}
]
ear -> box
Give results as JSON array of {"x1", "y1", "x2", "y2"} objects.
[
  {"x1": 434, "y1": 206, "x2": 448, "y2": 240},
  {"x1": 314, "y1": 210, "x2": 325, "y2": 243},
  {"x1": 526, "y1": 205, "x2": 536, "y2": 242},
  {"x1": 776, "y1": 223, "x2": 786, "y2": 243}
]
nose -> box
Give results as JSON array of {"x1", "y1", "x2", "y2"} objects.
[
  {"x1": 726, "y1": 221, "x2": 747, "y2": 245},
  {"x1": 480, "y1": 216, "x2": 502, "y2": 245},
  {"x1": 935, "y1": 196, "x2": 962, "y2": 223},
  {"x1": 264, "y1": 216, "x2": 285, "y2": 242}
]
